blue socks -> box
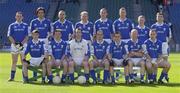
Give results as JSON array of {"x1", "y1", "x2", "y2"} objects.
[
  {"x1": 10, "y1": 70, "x2": 16, "y2": 79},
  {"x1": 90, "y1": 70, "x2": 96, "y2": 81}
]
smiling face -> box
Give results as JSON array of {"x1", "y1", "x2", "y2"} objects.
[
  {"x1": 54, "y1": 31, "x2": 62, "y2": 40},
  {"x1": 131, "y1": 29, "x2": 138, "y2": 40},
  {"x1": 149, "y1": 29, "x2": 157, "y2": 40},
  {"x1": 114, "y1": 32, "x2": 121, "y2": 43}
]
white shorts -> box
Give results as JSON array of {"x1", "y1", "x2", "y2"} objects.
[
  {"x1": 151, "y1": 58, "x2": 157, "y2": 64},
  {"x1": 104, "y1": 39, "x2": 112, "y2": 44},
  {"x1": 30, "y1": 57, "x2": 44, "y2": 67},
  {"x1": 129, "y1": 58, "x2": 143, "y2": 66},
  {"x1": 162, "y1": 42, "x2": 169, "y2": 57},
  {"x1": 11, "y1": 43, "x2": 27, "y2": 54},
  {"x1": 73, "y1": 58, "x2": 83, "y2": 66},
  {"x1": 112, "y1": 58, "x2": 123, "y2": 66}
]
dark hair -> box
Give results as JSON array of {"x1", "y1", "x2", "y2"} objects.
[{"x1": 36, "y1": 7, "x2": 45, "y2": 15}]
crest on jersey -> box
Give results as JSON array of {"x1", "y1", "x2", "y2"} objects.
[
  {"x1": 118, "y1": 24, "x2": 120, "y2": 26},
  {"x1": 39, "y1": 45, "x2": 41, "y2": 48},
  {"x1": 102, "y1": 46, "x2": 105, "y2": 49},
  {"x1": 44, "y1": 24, "x2": 47, "y2": 27},
  {"x1": 61, "y1": 45, "x2": 63, "y2": 48},
  {"x1": 97, "y1": 24, "x2": 100, "y2": 27},
  {"x1": 107, "y1": 23, "x2": 109, "y2": 27},
  {"x1": 30, "y1": 45, "x2": 33, "y2": 48},
  {"x1": 126, "y1": 23, "x2": 129, "y2": 26},
  {"x1": 53, "y1": 45, "x2": 56, "y2": 48},
  {"x1": 163, "y1": 28, "x2": 166, "y2": 31},
  {"x1": 14, "y1": 26, "x2": 17, "y2": 29},
  {"x1": 88, "y1": 27, "x2": 91, "y2": 30},
  {"x1": 34, "y1": 24, "x2": 37, "y2": 26},
  {"x1": 23, "y1": 26, "x2": 25, "y2": 29}
]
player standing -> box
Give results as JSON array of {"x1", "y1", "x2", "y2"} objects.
[
  {"x1": 7, "y1": 12, "x2": 29, "y2": 81},
  {"x1": 94, "y1": 8, "x2": 113, "y2": 44}
]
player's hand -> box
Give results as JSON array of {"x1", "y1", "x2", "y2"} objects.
[{"x1": 123, "y1": 59, "x2": 128, "y2": 66}]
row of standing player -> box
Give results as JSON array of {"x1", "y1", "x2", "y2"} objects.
[{"x1": 7, "y1": 7, "x2": 171, "y2": 84}]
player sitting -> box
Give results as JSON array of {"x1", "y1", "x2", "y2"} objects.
[
  {"x1": 89, "y1": 30, "x2": 109, "y2": 84},
  {"x1": 46, "y1": 29, "x2": 68, "y2": 83},
  {"x1": 67, "y1": 28, "x2": 90, "y2": 84},
  {"x1": 107, "y1": 32, "x2": 129, "y2": 84},
  {"x1": 144, "y1": 29, "x2": 171, "y2": 84},
  {"x1": 127, "y1": 29, "x2": 145, "y2": 84},
  {"x1": 22, "y1": 30, "x2": 46, "y2": 83}
]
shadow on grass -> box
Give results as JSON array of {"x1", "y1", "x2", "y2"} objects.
[{"x1": 12, "y1": 81, "x2": 180, "y2": 88}]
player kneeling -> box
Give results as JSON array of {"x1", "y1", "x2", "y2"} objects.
[
  {"x1": 144, "y1": 29, "x2": 171, "y2": 84},
  {"x1": 22, "y1": 30, "x2": 46, "y2": 83},
  {"x1": 107, "y1": 32, "x2": 129, "y2": 84},
  {"x1": 46, "y1": 29, "x2": 68, "y2": 84},
  {"x1": 89, "y1": 30, "x2": 109, "y2": 84},
  {"x1": 127, "y1": 29, "x2": 145, "y2": 84},
  {"x1": 67, "y1": 29, "x2": 90, "y2": 84}
]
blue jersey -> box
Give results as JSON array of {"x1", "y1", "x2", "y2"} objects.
[
  {"x1": 75, "y1": 21, "x2": 93, "y2": 41},
  {"x1": 144, "y1": 39, "x2": 162, "y2": 58},
  {"x1": 108, "y1": 41, "x2": 127, "y2": 59},
  {"x1": 113, "y1": 18, "x2": 134, "y2": 39},
  {"x1": 7, "y1": 22, "x2": 28, "y2": 42},
  {"x1": 127, "y1": 39, "x2": 143, "y2": 58},
  {"x1": 135, "y1": 25, "x2": 150, "y2": 42},
  {"x1": 151, "y1": 23, "x2": 171, "y2": 42},
  {"x1": 94, "y1": 19, "x2": 113, "y2": 39},
  {"x1": 30, "y1": 18, "x2": 52, "y2": 39},
  {"x1": 53, "y1": 20, "x2": 74, "y2": 41},
  {"x1": 49, "y1": 39, "x2": 67, "y2": 59},
  {"x1": 24, "y1": 40, "x2": 45, "y2": 58},
  {"x1": 92, "y1": 40, "x2": 109, "y2": 59}
]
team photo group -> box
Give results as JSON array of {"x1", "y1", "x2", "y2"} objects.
[{"x1": 7, "y1": 6, "x2": 172, "y2": 85}]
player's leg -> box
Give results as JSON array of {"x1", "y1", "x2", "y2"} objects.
[
  {"x1": 22, "y1": 60, "x2": 29, "y2": 83},
  {"x1": 9, "y1": 53, "x2": 19, "y2": 81},
  {"x1": 158, "y1": 60, "x2": 171, "y2": 83},
  {"x1": 89, "y1": 59, "x2": 97, "y2": 84},
  {"x1": 146, "y1": 61, "x2": 153, "y2": 83},
  {"x1": 61, "y1": 59, "x2": 68, "y2": 83},
  {"x1": 103, "y1": 59, "x2": 110, "y2": 84},
  {"x1": 46, "y1": 61, "x2": 53, "y2": 83},
  {"x1": 68, "y1": 60, "x2": 75, "y2": 83},
  {"x1": 152, "y1": 63, "x2": 158, "y2": 82},
  {"x1": 41, "y1": 59, "x2": 47, "y2": 83},
  {"x1": 128, "y1": 59, "x2": 134, "y2": 83},
  {"x1": 82, "y1": 59, "x2": 90, "y2": 83},
  {"x1": 109, "y1": 61, "x2": 115, "y2": 84},
  {"x1": 139, "y1": 60, "x2": 145, "y2": 83}
]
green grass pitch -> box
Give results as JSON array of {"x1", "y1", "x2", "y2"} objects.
[{"x1": 0, "y1": 52, "x2": 180, "y2": 93}]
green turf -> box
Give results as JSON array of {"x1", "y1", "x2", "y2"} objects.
[{"x1": 0, "y1": 53, "x2": 180, "y2": 93}]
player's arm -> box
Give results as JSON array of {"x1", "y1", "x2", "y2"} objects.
[
  {"x1": 7, "y1": 25, "x2": 15, "y2": 45},
  {"x1": 142, "y1": 43, "x2": 152, "y2": 62}
]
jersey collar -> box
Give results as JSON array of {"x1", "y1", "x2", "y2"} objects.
[
  {"x1": 155, "y1": 22, "x2": 164, "y2": 26},
  {"x1": 15, "y1": 21, "x2": 23, "y2": 24},
  {"x1": 115, "y1": 41, "x2": 121, "y2": 46},
  {"x1": 97, "y1": 40, "x2": 104, "y2": 44},
  {"x1": 54, "y1": 39, "x2": 62, "y2": 43},
  {"x1": 75, "y1": 38, "x2": 82, "y2": 43},
  {"x1": 118, "y1": 17, "x2": 127, "y2": 22},
  {"x1": 149, "y1": 38, "x2": 157, "y2": 43},
  {"x1": 80, "y1": 21, "x2": 89, "y2": 25},
  {"x1": 37, "y1": 17, "x2": 45, "y2": 22},
  {"x1": 137, "y1": 25, "x2": 145, "y2": 29},
  {"x1": 58, "y1": 19, "x2": 66, "y2": 24},
  {"x1": 99, "y1": 18, "x2": 108, "y2": 22},
  {"x1": 32, "y1": 39, "x2": 40, "y2": 44}
]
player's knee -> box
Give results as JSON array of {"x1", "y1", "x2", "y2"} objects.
[
  {"x1": 83, "y1": 62, "x2": 89, "y2": 68},
  {"x1": 69, "y1": 61, "x2": 74, "y2": 67}
]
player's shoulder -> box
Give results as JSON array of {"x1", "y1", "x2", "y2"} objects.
[
  {"x1": 69, "y1": 39, "x2": 75, "y2": 44},
  {"x1": 22, "y1": 22, "x2": 28, "y2": 26},
  {"x1": 65, "y1": 20, "x2": 73, "y2": 24},
  {"x1": 88, "y1": 21, "x2": 94, "y2": 25},
  {"x1": 31, "y1": 18, "x2": 38, "y2": 22},
  {"x1": 44, "y1": 18, "x2": 51, "y2": 23},
  {"x1": 103, "y1": 40, "x2": 109, "y2": 45},
  {"x1": 9, "y1": 22, "x2": 16, "y2": 27},
  {"x1": 113, "y1": 19, "x2": 119, "y2": 23}
]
